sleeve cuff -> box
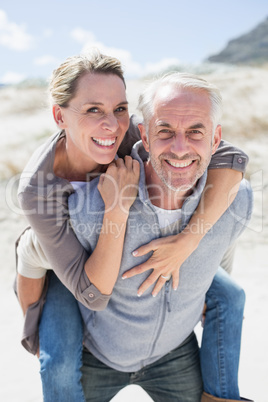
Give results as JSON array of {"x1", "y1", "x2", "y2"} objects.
[
  {"x1": 232, "y1": 154, "x2": 248, "y2": 173},
  {"x1": 81, "y1": 283, "x2": 111, "y2": 310}
]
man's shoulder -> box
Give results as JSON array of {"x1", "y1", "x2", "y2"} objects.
[
  {"x1": 226, "y1": 178, "x2": 253, "y2": 226},
  {"x1": 231, "y1": 179, "x2": 253, "y2": 210},
  {"x1": 69, "y1": 178, "x2": 104, "y2": 220}
]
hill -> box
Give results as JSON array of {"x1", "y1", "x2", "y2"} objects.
[{"x1": 207, "y1": 17, "x2": 268, "y2": 64}]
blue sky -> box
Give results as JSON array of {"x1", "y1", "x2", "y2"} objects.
[{"x1": 0, "y1": 0, "x2": 267, "y2": 84}]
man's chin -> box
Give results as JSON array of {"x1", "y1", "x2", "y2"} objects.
[{"x1": 163, "y1": 178, "x2": 196, "y2": 193}]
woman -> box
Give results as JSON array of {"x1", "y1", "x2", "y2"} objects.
[{"x1": 16, "y1": 51, "x2": 248, "y2": 401}]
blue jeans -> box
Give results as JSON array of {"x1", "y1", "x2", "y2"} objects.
[
  {"x1": 39, "y1": 268, "x2": 245, "y2": 401},
  {"x1": 39, "y1": 272, "x2": 85, "y2": 402},
  {"x1": 200, "y1": 267, "x2": 245, "y2": 400},
  {"x1": 81, "y1": 332, "x2": 202, "y2": 402}
]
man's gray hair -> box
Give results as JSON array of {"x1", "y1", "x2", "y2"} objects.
[{"x1": 138, "y1": 72, "x2": 223, "y2": 131}]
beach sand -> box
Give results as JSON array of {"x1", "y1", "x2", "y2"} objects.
[{"x1": 1, "y1": 66, "x2": 267, "y2": 401}]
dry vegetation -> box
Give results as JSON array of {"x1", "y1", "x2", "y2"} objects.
[
  {"x1": 1, "y1": 64, "x2": 267, "y2": 234},
  {"x1": 1, "y1": 64, "x2": 268, "y2": 178}
]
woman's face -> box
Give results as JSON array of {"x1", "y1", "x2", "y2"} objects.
[{"x1": 57, "y1": 72, "x2": 129, "y2": 165}]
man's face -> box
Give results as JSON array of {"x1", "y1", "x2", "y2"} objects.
[{"x1": 140, "y1": 86, "x2": 221, "y2": 195}]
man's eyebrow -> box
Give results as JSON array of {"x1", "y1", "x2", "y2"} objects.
[
  {"x1": 155, "y1": 121, "x2": 172, "y2": 128},
  {"x1": 188, "y1": 123, "x2": 206, "y2": 130}
]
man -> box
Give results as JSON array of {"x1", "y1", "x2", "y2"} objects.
[{"x1": 69, "y1": 73, "x2": 253, "y2": 401}]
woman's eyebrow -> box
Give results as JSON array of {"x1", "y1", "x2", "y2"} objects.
[{"x1": 83, "y1": 101, "x2": 129, "y2": 107}]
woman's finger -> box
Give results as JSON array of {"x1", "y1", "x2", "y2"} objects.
[
  {"x1": 171, "y1": 270, "x2": 180, "y2": 291},
  {"x1": 132, "y1": 240, "x2": 157, "y2": 257},
  {"x1": 122, "y1": 260, "x2": 153, "y2": 279},
  {"x1": 151, "y1": 276, "x2": 170, "y2": 297},
  {"x1": 124, "y1": 155, "x2": 133, "y2": 169},
  {"x1": 137, "y1": 272, "x2": 162, "y2": 297},
  {"x1": 115, "y1": 157, "x2": 124, "y2": 167}
]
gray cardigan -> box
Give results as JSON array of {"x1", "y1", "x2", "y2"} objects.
[{"x1": 68, "y1": 141, "x2": 253, "y2": 372}]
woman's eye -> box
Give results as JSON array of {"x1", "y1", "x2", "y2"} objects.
[
  {"x1": 87, "y1": 107, "x2": 99, "y2": 113},
  {"x1": 115, "y1": 106, "x2": 127, "y2": 113}
]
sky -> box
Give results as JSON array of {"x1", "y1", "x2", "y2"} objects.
[{"x1": 0, "y1": 0, "x2": 267, "y2": 84}]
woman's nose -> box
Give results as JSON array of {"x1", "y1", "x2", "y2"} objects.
[{"x1": 102, "y1": 113, "x2": 119, "y2": 131}]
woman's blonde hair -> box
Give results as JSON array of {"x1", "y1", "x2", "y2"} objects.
[{"x1": 49, "y1": 50, "x2": 125, "y2": 107}]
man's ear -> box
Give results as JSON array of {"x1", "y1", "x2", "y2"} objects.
[
  {"x1": 52, "y1": 105, "x2": 67, "y2": 128},
  {"x1": 211, "y1": 124, "x2": 222, "y2": 155},
  {"x1": 138, "y1": 123, "x2": 149, "y2": 152}
]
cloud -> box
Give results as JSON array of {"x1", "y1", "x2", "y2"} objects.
[
  {"x1": 70, "y1": 27, "x2": 180, "y2": 78},
  {"x1": 34, "y1": 55, "x2": 59, "y2": 66},
  {"x1": 70, "y1": 27, "x2": 143, "y2": 76},
  {"x1": 71, "y1": 28, "x2": 95, "y2": 44},
  {"x1": 143, "y1": 58, "x2": 181, "y2": 75},
  {"x1": 0, "y1": 9, "x2": 34, "y2": 51},
  {"x1": 43, "y1": 28, "x2": 53, "y2": 38},
  {"x1": 1, "y1": 71, "x2": 26, "y2": 84}
]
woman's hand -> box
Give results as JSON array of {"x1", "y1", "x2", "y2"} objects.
[
  {"x1": 98, "y1": 156, "x2": 140, "y2": 216},
  {"x1": 122, "y1": 232, "x2": 199, "y2": 297}
]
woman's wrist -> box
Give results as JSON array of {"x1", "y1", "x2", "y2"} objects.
[
  {"x1": 176, "y1": 228, "x2": 202, "y2": 251},
  {"x1": 103, "y1": 208, "x2": 129, "y2": 225}
]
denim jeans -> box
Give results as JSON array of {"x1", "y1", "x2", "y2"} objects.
[
  {"x1": 38, "y1": 268, "x2": 245, "y2": 401},
  {"x1": 81, "y1": 332, "x2": 202, "y2": 402},
  {"x1": 200, "y1": 267, "x2": 245, "y2": 400},
  {"x1": 39, "y1": 272, "x2": 85, "y2": 402}
]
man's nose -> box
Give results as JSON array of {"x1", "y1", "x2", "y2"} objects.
[
  {"x1": 102, "y1": 113, "x2": 119, "y2": 132},
  {"x1": 170, "y1": 133, "x2": 189, "y2": 155}
]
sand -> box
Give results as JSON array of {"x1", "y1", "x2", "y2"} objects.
[{"x1": 0, "y1": 65, "x2": 267, "y2": 401}]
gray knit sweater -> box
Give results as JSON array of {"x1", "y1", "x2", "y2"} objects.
[{"x1": 68, "y1": 141, "x2": 253, "y2": 372}]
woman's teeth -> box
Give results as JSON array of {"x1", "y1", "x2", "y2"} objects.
[{"x1": 93, "y1": 138, "x2": 116, "y2": 146}]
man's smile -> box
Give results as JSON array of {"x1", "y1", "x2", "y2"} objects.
[{"x1": 165, "y1": 159, "x2": 194, "y2": 168}]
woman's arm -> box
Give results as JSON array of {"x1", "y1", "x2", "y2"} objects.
[
  {"x1": 16, "y1": 227, "x2": 50, "y2": 315},
  {"x1": 17, "y1": 156, "x2": 140, "y2": 311},
  {"x1": 122, "y1": 140, "x2": 248, "y2": 296},
  {"x1": 83, "y1": 157, "x2": 140, "y2": 295}
]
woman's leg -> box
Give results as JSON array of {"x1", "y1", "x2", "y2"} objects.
[
  {"x1": 39, "y1": 271, "x2": 85, "y2": 402},
  {"x1": 200, "y1": 266, "x2": 245, "y2": 400}
]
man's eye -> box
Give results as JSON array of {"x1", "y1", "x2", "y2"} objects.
[
  {"x1": 158, "y1": 130, "x2": 174, "y2": 138},
  {"x1": 188, "y1": 131, "x2": 204, "y2": 139}
]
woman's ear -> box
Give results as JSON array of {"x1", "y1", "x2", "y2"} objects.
[
  {"x1": 138, "y1": 124, "x2": 149, "y2": 152},
  {"x1": 52, "y1": 105, "x2": 66, "y2": 128}
]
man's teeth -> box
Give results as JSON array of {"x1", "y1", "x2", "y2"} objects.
[
  {"x1": 93, "y1": 138, "x2": 116, "y2": 146},
  {"x1": 167, "y1": 160, "x2": 193, "y2": 168}
]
